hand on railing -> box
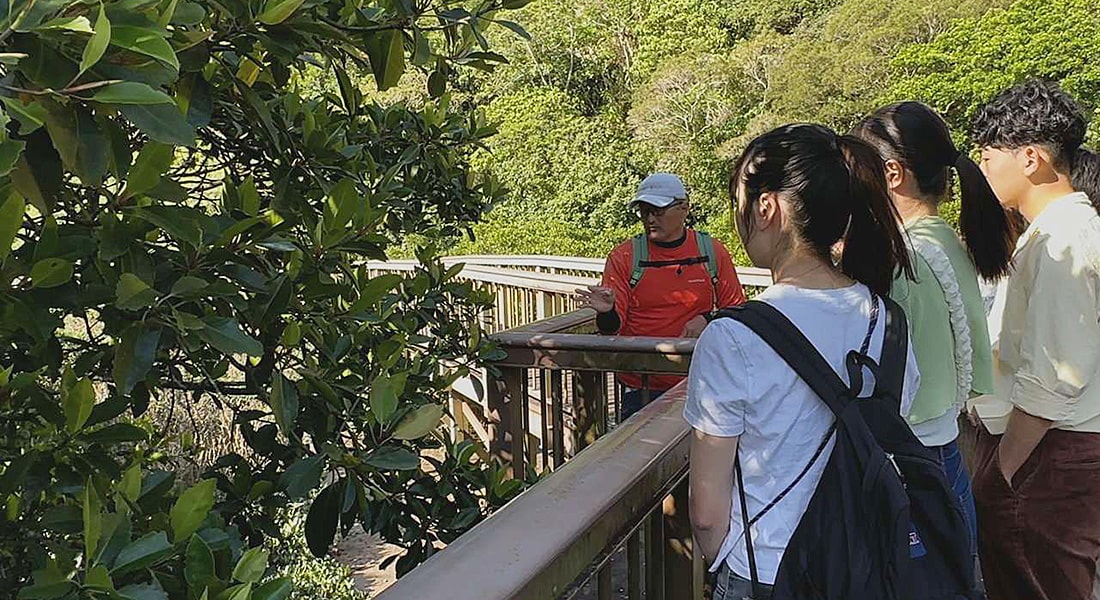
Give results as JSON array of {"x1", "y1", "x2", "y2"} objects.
[{"x1": 575, "y1": 285, "x2": 615, "y2": 313}]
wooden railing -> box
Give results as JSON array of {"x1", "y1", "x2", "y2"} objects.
[
  {"x1": 375, "y1": 386, "x2": 702, "y2": 600},
  {"x1": 478, "y1": 308, "x2": 692, "y2": 478}
]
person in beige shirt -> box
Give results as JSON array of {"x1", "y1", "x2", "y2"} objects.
[{"x1": 967, "y1": 80, "x2": 1100, "y2": 600}]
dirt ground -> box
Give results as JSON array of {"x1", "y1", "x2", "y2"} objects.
[{"x1": 332, "y1": 527, "x2": 402, "y2": 597}]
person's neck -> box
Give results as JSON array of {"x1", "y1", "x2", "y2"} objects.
[
  {"x1": 1018, "y1": 180, "x2": 1077, "y2": 223},
  {"x1": 770, "y1": 248, "x2": 852, "y2": 289},
  {"x1": 652, "y1": 228, "x2": 688, "y2": 248},
  {"x1": 893, "y1": 194, "x2": 938, "y2": 224}
]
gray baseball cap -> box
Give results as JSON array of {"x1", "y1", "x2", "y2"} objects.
[{"x1": 630, "y1": 173, "x2": 688, "y2": 208}]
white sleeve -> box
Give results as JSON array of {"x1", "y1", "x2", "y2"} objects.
[
  {"x1": 900, "y1": 330, "x2": 921, "y2": 417},
  {"x1": 684, "y1": 320, "x2": 752, "y2": 437}
]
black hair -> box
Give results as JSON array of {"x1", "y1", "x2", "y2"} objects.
[
  {"x1": 854, "y1": 101, "x2": 1014, "y2": 279},
  {"x1": 970, "y1": 79, "x2": 1088, "y2": 171},
  {"x1": 1072, "y1": 147, "x2": 1100, "y2": 212},
  {"x1": 730, "y1": 124, "x2": 913, "y2": 295}
]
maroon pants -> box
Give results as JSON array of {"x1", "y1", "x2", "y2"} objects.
[{"x1": 970, "y1": 424, "x2": 1100, "y2": 600}]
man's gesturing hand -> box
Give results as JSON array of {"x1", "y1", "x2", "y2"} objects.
[{"x1": 576, "y1": 285, "x2": 615, "y2": 313}]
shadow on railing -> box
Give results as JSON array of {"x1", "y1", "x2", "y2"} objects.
[{"x1": 375, "y1": 385, "x2": 702, "y2": 600}]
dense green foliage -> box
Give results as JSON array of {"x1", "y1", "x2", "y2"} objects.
[
  {"x1": 461, "y1": 0, "x2": 1100, "y2": 259},
  {"x1": 0, "y1": 0, "x2": 529, "y2": 596}
]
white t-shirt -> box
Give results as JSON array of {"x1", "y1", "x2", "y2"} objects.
[{"x1": 684, "y1": 283, "x2": 919, "y2": 584}]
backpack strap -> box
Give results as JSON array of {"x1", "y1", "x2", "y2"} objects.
[
  {"x1": 693, "y1": 230, "x2": 720, "y2": 288},
  {"x1": 875, "y1": 295, "x2": 910, "y2": 404},
  {"x1": 629, "y1": 234, "x2": 648, "y2": 288}
]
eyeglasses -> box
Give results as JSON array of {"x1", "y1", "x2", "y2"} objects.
[{"x1": 635, "y1": 201, "x2": 685, "y2": 219}]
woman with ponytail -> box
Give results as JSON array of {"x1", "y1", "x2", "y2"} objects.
[
  {"x1": 852, "y1": 101, "x2": 1013, "y2": 575},
  {"x1": 685, "y1": 124, "x2": 920, "y2": 599}
]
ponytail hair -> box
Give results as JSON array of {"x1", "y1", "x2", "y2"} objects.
[
  {"x1": 1072, "y1": 146, "x2": 1100, "y2": 213},
  {"x1": 730, "y1": 124, "x2": 912, "y2": 296},
  {"x1": 836, "y1": 135, "x2": 914, "y2": 294},
  {"x1": 853, "y1": 101, "x2": 1014, "y2": 279}
]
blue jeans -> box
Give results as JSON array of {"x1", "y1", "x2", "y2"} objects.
[
  {"x1": 619, "y1": 387, "x2": 667, "y2": 421},
  {"x1": 938, "y1": 439, "x2": 979, "y2": 558},
  {"x1": 713, "y1": 563, "x2": 773, "y2": 600}
]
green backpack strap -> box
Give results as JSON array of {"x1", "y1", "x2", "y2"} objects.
[
  {"x1": 694, "y1": 231, "x2": 720, "y2": 287},
  {"x1": 629, "y1": 234, "x2": 648, "y2": 287}
]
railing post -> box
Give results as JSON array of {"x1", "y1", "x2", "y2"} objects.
[
  {"x1": 487, "y1": 366, "x2": 527, "y2": 478},
  {"x1": 572, "y1": 370, "x2": 607, "y2": 453},
  {"x1": 664, "y1": 479, "x2": 699, "y2": 599}
]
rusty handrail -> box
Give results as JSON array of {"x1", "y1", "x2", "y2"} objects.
[{"x1": 374, "y1": 385, "x2": 694, "y2": 600}]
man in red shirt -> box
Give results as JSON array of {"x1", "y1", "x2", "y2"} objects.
[{"x1": 577, "y1": 173, "x2": 746, "y2": 419}]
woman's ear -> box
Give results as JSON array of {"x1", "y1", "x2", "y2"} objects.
[
  {"x1": 884, "y1": 159, "x2": 905, "y2": 191},
  {"x1": 755, "y1": 192, "x2": 780, "y2": 230}
]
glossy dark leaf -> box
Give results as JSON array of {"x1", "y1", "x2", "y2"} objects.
[
  {"x1": 304, "y1": 482, "x2": 340, "y2": 557},
  {"x1": 112, "y1": 325, "x2": 161, "y2": 396},
  {"x1": 120, "y1": 104, "x2": 195, "y2": 146}
]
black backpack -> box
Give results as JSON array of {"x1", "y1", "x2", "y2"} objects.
[{"x1": 713, "y1": 296, "x2": 977, "y2": 600}]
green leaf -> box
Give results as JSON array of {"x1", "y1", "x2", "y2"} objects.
[
  {"x1": 269, "y1": 374, "x2": 298, "y2": 437},
  {"x1": 92, "y1": 82, "x2": 174, "y2": 105},
  {"x1": 35, "y1": 16, "x2": 93, "y2": 33},
  {"x1": 16, "y1": 581, "x2": 76, "y2": 599},
  {"x1": 257, "y1": 0, "x2": 306, "y2": 24},
  {"x1": 197, "y1": 317, "x2": 263, "y2": 357},
  {"x1": 63, "y1": 377, "x2": 95, "y2": 432},
  {"x1": 110, "y1": 26, "x2": 179, "y2": 71},
  {"x1": 222, "y1": 584, "x2": 252, "y2": 600},
  {"x1": 128, "y1": 206, "x2": 202, "y2": 246},
  {"x1": 116, "y1": 273, "x2": 158, "y2": 311},
  {"x1": 369, "y1": 372, "x2": 405, "y2": 423},
  {"x1": 30, "y1": 258, "x2": 73, "y2": 288},
  {"x1": 111, "y1": 531, "x2": 173, "y2": 575},
  {"x1": 365, "y1": 30, "x2": 405, "y2": 92},
  {"x1": 170, "y1": 478, "x2": 216, "y2": 542},
  {"x1": 279, "y1": 321, "x2": 301, "y2": 346},
  {"x1": 392, "y1": 404, "x2": 443, "y2": 440},
  {"x1": 85, "y1": 565, "x2": 113, "y2": 591},
  {"x1": 169, "y1": 276, "x2": 207, "y2": 298},
  {"x1": 113, "y1": 325, "x2": 161, "y2": 396},
  {"x1": 79, "y1": 4, "x2": 111, "y2": 76},
  {"x1": 1, "y1": 97, "x2": 48, "y2": 134},
  {"x1": 119, "y1": 465, "x2": 142, "y2": 502},
  {"x1": 347, "y1": 274, "x2": 401, "y2": 314},
  {"x1": 120, "y1": 104, "x2": 195, "y2": 146},
  {"x1": 118, "y1": 583, "x2": 169, "y2": 600},
  {"x1": 240, "y1": 176, "x2": 259, "y2": 216},
  {"x1": 496, "y1": 20, "x2": 531, "y2": 41},
  {"x1": 83, "y1": 480, "x2": 102, "y2": 560},
  {"x1": 0, "y1": 138, "x2": 25, "y2": 177},
  {"x1": 304, "y1": 483, "x2": 339, "y2": 557},
  {"x1": 501, "y1": 0, "x2": 534, "y2": 8},
  {"x1": 122, "y1": 142, "x2": 174, "y2": 199},
  {"x1": 43, "y1": 105, "x2": 108, "y2": 185},
  {"x1": 278, "y1": 456, "x2": 323, "y2": 500},
  {"x1": 0, "y1": 192, "x2": 25, "y2": 261},
  {"x1": 232, "y1": 548, "x2": 268, "y2": 583},
  {"x1": 427, "y1": 69, "x2": 446, "y2": 98},
  {"x1": 184, "y1": 534, "x2": 215, "y2": 592},
  {"x1": 252, "y1": 578, "x2": 291, "y2": 600},
  {"x1": 364, "y1": 446, "x2": 419, "y2": 470}
]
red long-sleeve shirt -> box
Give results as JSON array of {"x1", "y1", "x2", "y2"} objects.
[{"x1": 601, "y1": 230, "x2": 746, "y2": 390}]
